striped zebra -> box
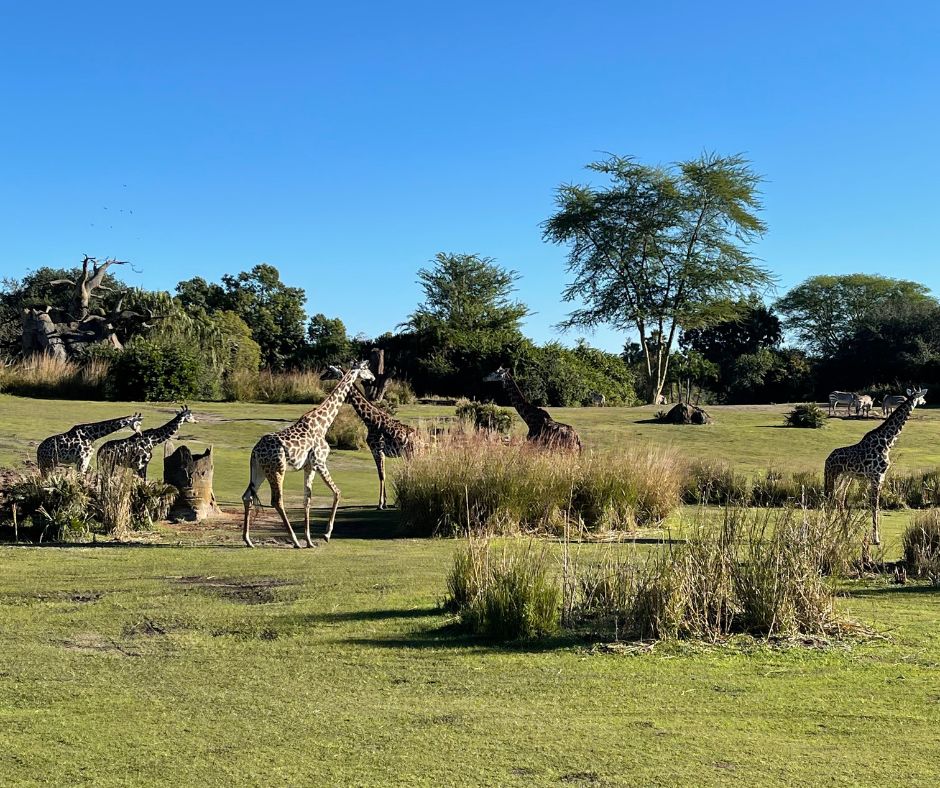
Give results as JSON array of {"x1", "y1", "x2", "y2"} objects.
[
  {"x1": 828, "y1": 391, "x2": 858, "y2": 417},
  {"x1": 882, "y1": 394, "x2": 906, "y2": 416}
]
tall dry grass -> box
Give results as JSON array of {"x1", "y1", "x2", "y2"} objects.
[
  {"x1": 902, "y1": 510, "x2": 940, "y2": 583},
  {"x1": 394, "y1": 432, "x2": 685, "y2": 537},
  {"x1": 0, "y1": 354, "x2": 109, "y2": 399},
  {"x1": 223, "y1": 369, "x2": 327, "y2": 404}
]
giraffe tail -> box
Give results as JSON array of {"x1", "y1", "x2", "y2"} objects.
[{"x1": 242, "y1": 454, "x2": 265, "y2": 507}]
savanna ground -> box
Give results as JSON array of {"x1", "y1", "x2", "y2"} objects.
[{"x1": 1, "y1": 395, "x2": 939, "y2": 786}]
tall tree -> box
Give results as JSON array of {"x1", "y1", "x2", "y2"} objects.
[
  {"x1": 177, "y1": 264, "x2": 308, "y2": 370},
  {"x1": 775, "y1": 274, "x2": 935, "y2": 358},
  {"x1": 544, "y1": 153, "x2": 772, "y2": 403},
  {"x1": 307, "y1": 313, "x2": 352, "y2": 367}
]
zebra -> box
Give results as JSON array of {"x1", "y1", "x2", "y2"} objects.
[
  {"x1": 828, "y1": 391, "x2": 858, "y2": 417},
  {"x1": 855, "y1": 394, "x2": 874, "y2": 418},
  {"x1": 882, "y1": 394, "x2": 906, "y2": 416}
]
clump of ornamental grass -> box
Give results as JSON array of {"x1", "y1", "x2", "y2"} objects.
[
  {"x1": 902, "y1": 510, "x2": 940, "y2": 583},
  {"x1": 445, "y1": 538, "x2": 561, "y2": 640},
  {"x1": 394, "y1": 432, "x2": 684, "y2": 537},
  {"x1": 455, "y1": 399, "x2": 515, "y2": 433},
  {"x1": 251, "y1": 369, "x2": 327, "y2": 404},
  {"x1": 683, "y1": 459, "x2": 751, "y2": 505},
  {"x1": 0, "y1": 354, "x2": 108, "y2": 399},
  {"x1": 569, "y1": 505, "x2": 865, "y2": 642}
]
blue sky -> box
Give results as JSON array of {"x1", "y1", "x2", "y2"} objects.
[{"x1": 2, "y1": 1, "x2": 938, "y2": 352}]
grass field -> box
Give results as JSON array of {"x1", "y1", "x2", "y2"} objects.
[{"x1": 2, "y1": 395, "x2": 940, "y2": 785}]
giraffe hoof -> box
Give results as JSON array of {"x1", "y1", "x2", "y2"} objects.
[{"x1": 244, "y1": 540, "x2": 255, "y2": 549}]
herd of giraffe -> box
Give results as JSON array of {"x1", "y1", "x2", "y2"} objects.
[{"x1": 33, "y1": 361, "x2": 928, "y2": 551}]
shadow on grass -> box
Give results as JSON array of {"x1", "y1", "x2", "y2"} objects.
[
  {"x1": 341, "y1": 623, "x2": 583, "y2": 653},
  {"x1": 300, "y1": 606, "x2": 441, "y2": 624},
  {"x1": 842, "y1": 582, "x2": 940, "y2": 598}
]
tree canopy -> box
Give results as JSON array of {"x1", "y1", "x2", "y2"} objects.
[
  {"x1": 775, "y1": 274, "x2": 936, "y2": 358},
  {"x1": 544, "y1": 153, "x2": 772, "y2": 403}
]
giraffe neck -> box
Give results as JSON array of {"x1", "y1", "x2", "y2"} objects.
[
  {"x1": 869, "y1": 397, "x2": 917, "y2": 450},
  {"x1": 502, "y1": 374, "x2": 546, "y2": 430},
  {"x1": 303, "y1": 368, "x2": 362, "y2": 437},
  {"x1": 346, "y1": 385, "x2": 398, "y2": 433},
  {"x1": 141, "y1": 414, "x2": 185, "y2": 447},
  {"x1": 77, "y1": 415, "x2": 134, "y2": 441}
]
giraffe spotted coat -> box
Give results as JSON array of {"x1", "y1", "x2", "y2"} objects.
[
  {"x1": 97, "y1": 406, "x2": 195, "y2": 478},
  {"x1": 37, "y1": 413, "x2": 142, "y2": 475}
]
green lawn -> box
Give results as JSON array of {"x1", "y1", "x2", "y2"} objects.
[{"x1": 1, "y1": 395, "x2": 940, "y2": 785}]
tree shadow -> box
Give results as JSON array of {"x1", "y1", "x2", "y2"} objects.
[
  {"x1": 298, "y1": 606, "x2": 441, "y2": 624},
  {"x1": 841, "y1": 582, "x2": 940, "y2": 598},
  {"x1": 341, "y1": 624, "x2": 584, "y2": 653}
]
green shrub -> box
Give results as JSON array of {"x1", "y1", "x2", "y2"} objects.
[
  {"x1": 326, "y1": 406, "x2": 367, "y2": 450},
  {"x1": 383, "y1": 378, "x2": 416, "y2": 406},
  {"x1": 683, "y1": 460, "x2": 751, "y2": 505},
  {"x1": 446, "y1": 539, "x2": 561, "y2": 640},
  {"x1": 784, "y1": 403, "x2": 827, "y2": 428},
  {"x1": 455, "y1": 399, "x2": 514, "y2": 433},
  {"x1": 902, "y1": 510, "x2": 940, "y2": 582},
  {"x1": 106, "y1": 339, "x2": 214, "y2": 401}
]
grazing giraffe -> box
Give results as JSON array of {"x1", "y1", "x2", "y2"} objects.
[
  {"x1": 37, "y1": 413, "x2": 142, "y2": 475},
  {"x1": 326, "y1": 366, "x2": 426, "y2": 509},
  {"x1": 241, "y1": 361, "x2": 375, "y2": 548},
  {"x1": 825, "y1": 388, "x2": 927, "y2": 545},
  {"x1": 97, "y1": 406, "x2": 196, "y2": 478},
  {"x1": 484, "y1": 367, "x2": 582, "y2": 452}
]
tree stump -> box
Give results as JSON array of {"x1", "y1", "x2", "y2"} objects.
[{"x1": 163, "y1": 443, "x2": 221, "y2": 521}]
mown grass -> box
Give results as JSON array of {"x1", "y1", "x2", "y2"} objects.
[{"x1": 2, "y1": 395, "x2": 940, "y2": 784}]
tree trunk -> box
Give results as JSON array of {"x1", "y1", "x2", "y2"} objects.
[{"x1": 163, "y1": 443, "x2": 221, "y2": 521}]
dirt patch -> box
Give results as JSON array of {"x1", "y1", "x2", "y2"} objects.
[
  {"x1": 559, "y1": 772, "x2": 601, "y2": 785},
  {"x1": 68, "y1": 592, "x2": 103, "y2": 604},
  {"x1": 170, "y1": 575, "x2": 294, "y2": 604},
  {"x1": 123, "y1": 618, "x2": 174, "y2": 638},
  {"x1": 60, "y1": 632, "x2": 141, "y2": 657}
]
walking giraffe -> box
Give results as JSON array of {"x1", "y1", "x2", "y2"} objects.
[
  {"x1": 37, "y1": 413, "x2": 143, "y2": 475},
  {"x1": 98, "y1": 406, "x2": 196, "y2": 478},
  {"x1": 825, "y1": 388, "x2": 927, "y2": 545},
  {"x1": 241, "y1": 361, "x2": 375, "y2": 548},
  {"x1": 326, "y1": 366, "x2": 426, "y2": 509},
  {"x1": 484, "y1": 367, "x2": 582, "y2": 452}
]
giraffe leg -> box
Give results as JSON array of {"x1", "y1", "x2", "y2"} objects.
[
  {"x1": 870, "y1": 478, "x2": 882, "y2": 546},
  {"x1": 316, "y1": 464, "x2": 341, "y2": 543},
  {"x1": 372, "y1": 449, "x2": 386, "y2": 509},
  {"x1": 242, "y1": 497, "x2": 254, "y2": 548},
  {"x1": 303, "y1": 464, "x2": 318, "y2": 547},
  {"x1": 270, "y1": 475, "x2": 302, "y2": 549}
]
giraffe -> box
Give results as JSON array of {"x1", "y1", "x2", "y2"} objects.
[
  {"x1": 97, "y1": 406, "x2": 196, "y2": 478},
  {"x1": 825, "y1": 388, "x2": 927, "y2": 545},
  {"x1": 484, "y1": 367, "x2": 582, "y2": 452},
  {"x1": 326, "y1": 366, "x2": 426, "y2": 509},
  {"x1": 37, "y1": 413, "x2": 143, "y2": 475},
  {"x1": 241, "y1": 361, "x2": 375, "y2": 548}
]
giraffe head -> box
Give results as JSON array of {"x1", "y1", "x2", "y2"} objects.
[
  {"x1": 325, "y1": 361, "x2": 375, "y2": 382},
  {"x1": 484, "y1": 367, "x2": 511, "y2": 383},
  {"x1": 176, "y1": 405, "x2": 196, "y2": 424},
  {"x1": 126, "y1": 412, "x2": 144, "y2": 434},
  {"x1": 905, "y1": 388, "x2": 928, "y2": 407}
]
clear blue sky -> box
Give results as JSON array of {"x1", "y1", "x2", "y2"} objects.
[{"x1": 2, "y1": 1, "x2": 938, "y2": 352}]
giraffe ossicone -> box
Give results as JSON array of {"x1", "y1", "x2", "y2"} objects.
[{"x1": 241, "y1": 360, "x2": 376, "y2": 548}]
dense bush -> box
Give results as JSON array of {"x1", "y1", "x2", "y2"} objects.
[
  {"x1": 394, "y1": 435, "x2": 684, "y2": 536},
  {"x1": 683, "y1": 460, "x2": 751, "y2": 505},
  {"x1": 1, "y1": 468, "x2": 176, "y2": 542},
  {"x1": 514, "y1": 342, "x2": 638, "y2": 407},
  {"x1": 325, "y1": 406, "x2": 367, "y2": 450},
  {"x1": 784, "y1": 403, "x2": 827, "y2": 428},
  {"x1": 455, "y1": 399, "x2": 514, "y2": 433},
  {"x1": 902, "y1": 511, "x2": 940, "y2": 582},
  {"x1": 445, "y1": 539, "x2": 561, "y2": 640},
  {"x1": 106, "y1": 338, "x2": 215, "y2": 401}
]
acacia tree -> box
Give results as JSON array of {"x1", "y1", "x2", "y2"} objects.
[
  {"x1": 544, "y1": 154, "x2": 772, "y2": 403},
  {"x1": 775, "y1": 274, "x2": 935, "y2": 358}
]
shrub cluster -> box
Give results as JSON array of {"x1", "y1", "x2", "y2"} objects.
[
  {"x1": 444, "y1": 506, "x2": 864, "y2": 643},
  {"x1": 446, "y1": 539, "x2": 561, "y2": 640},
  {"x1": 902, "y1": 510, "x2": 940, "y2": 583},
  {"x1": 455, "y1": 399, "x2": 515, "y2": 433},
  {"x1": 394, "y1": 435, "x2": 685, "y2": 536},
  {"x1": 0, "y1": 468, "x2": 176, "y2": 542},
  {"x1": 106, "y1": 339, "x2": 215, "y2": 401},
  {"x1": 784, "y1": 403, "x2": 827, "y2": 428},
  {"x1": 325, "y1": 406, "x2": 367, "y2": 450}
]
